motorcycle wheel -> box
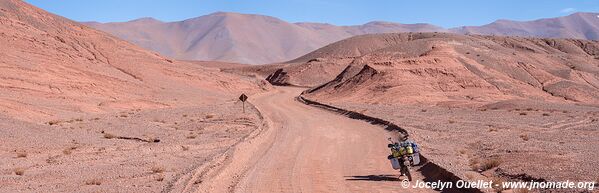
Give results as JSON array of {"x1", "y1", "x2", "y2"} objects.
[{"x1": 400, "y1": 165, "x2": 412, "y2": 181}]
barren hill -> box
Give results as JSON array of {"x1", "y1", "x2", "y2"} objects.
[
  {"x1": 84, "y1": 12, "x2": 445, "y2": 64},
  {"x1": 291, "y1": 33, "x2": 599, "y2": 185},
  {"x1": 264, "y1": 33, "x2": 599, "y2": 105},
  {"x1": 0, "y1": 0, "x2": 267, "y2": 122}
]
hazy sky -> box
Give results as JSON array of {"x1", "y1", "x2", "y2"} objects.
[{"x1": 25, "y1": 0, "x2": 599, "y2": 28}]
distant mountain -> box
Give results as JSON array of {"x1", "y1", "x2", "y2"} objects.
[
  {"x1": 451, "y1": 12, "x2": 599, "y2": 40},
  {"x1": 83, "y1": 12, "x2": 444, "y2": 64},
  {"x1": 84, "y1": 12, "x2": 599, "y2": 64}
]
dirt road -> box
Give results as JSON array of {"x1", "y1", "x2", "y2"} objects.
[{"x1": 196, "y1": 87, "x2": 434, "y2": 193}]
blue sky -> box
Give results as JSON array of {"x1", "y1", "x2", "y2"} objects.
[{"x1": 25, "y1": 0, "x2": 599, "y2": 28}]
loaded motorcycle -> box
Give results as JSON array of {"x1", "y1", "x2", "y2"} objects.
[{"x1": 387, "y1": 137, "x2": 420, "y2": 181}]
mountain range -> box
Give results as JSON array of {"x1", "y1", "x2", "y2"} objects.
[{"x1": 84, "y1": 12, "x2": 599, "y2": 64}]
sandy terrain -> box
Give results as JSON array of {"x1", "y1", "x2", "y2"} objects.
[
  {"x1": 0, "y1": 102, "x2": 263, "y2": 193},
  {"x1": 307, "y1": 100, "x2": 599, "y2": 191},
  {"x1": 193, "y1": 87, "x2": 445, "y2": 193}
]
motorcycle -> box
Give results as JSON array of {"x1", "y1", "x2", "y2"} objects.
[{"x1": 387, "y1": 137, "x2": 415, "y2": 181}]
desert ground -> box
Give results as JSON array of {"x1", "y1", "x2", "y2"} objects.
[{"x1": 1, "y1": 0, "x2": 599, "y2": 193}]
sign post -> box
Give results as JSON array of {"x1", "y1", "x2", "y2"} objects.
[{"x1": 239, "y1": 94, "x2": 248, "y2": 113}]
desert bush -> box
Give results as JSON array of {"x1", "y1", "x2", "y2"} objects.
[
  {"x1": 492, "y1": 177, "x2": 506, "y2": 192},
  {"x1": 488, "y1": 128, "x2": 498, "y2": 132},
  {"x1": 519, "y1": 112, "x2": 527, "y2": 115},
  {"x1": 469, "y1": 159, "x2": 479, "y2": 170},
  {"x1": 14, "y1": 168, "x2": 25, "y2": 176},
  {"x1": 520, "y1": 134, "x2": 529, "y2": 141},
  {"x1": 148, "y1": 137, "x2": 160, "y2": 143},
  {"x1": 471, "y1": 158, "x2": 501, "y2": 172},
  {"x1": 181, "y1": 146, "x2": 190, "y2": 151},
  {"x1": 103, "y1": 133, "x2": 116, "y2": 139},
  {"x1": 156, "y1": 175, "x2": 165, "y2": 182},
  {"x1": 151, "y1": 166, "x2": 165, "y2": 174},
  {"x1": 47, "y1": 120, "x2": 61, "y2": 125},
  {"x1": 448, "y1": 120, "x2": 456, "y2": 124},
  {"x1": 464, "y1": 173, "x2": 475, "y2": 180},
  {"x1": 205, "y1": 114, "x2": 215, "y2": 119},
  {"x1": 63, "y1": 146, "x2": 77, "y2": 155},
  {"x1": 542, "y1": 113, "x2": 550, "y2": 116},
  {"x1": 16, "y1": 151, "x2": 27, "y2": 158},
  {"x1": 85, "y1": 179, "x2": 102, "y2": 185},
  {"x1": 186, "y1": 135, "x2": 197, "y2": 139}
]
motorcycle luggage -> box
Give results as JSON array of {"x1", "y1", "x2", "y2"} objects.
[
  {"x1": 412, "y1": 153, "x2": 421, "y2": 165},
  {"x1": 388, "y1": 156, "x2": 401, "y2": 170},
  {"x1": 406, "y1": 146, "x2": 414, "y2": 154}
]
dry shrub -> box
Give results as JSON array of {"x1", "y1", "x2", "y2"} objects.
[
  {"x1": 469, "y1": 159, "x2": 480, "y2": 170},
  {"x1": 16, "y1": 151, "x2": 27, "y2": 158},
  {"x1": 488, "y1": 128, "x2": 498, "y2": 132},
  {"x1": 519, "y1": 112, "x2": 527, "y2": 115},
  {"x1": 182, "y1": 114, "x2": 188, "y2": 118},
  {"x1": 480, "y1": 158, "x2": 502, "y2": 171},
  {"x1": 85, "y1": 179, "x2": 102, "y2": 185},
  {"x1": 148, "y1": 137, "x2": 160, "y2": 143},
  {"x1": 448, "y1": 120, "x2": 456, "y2": 124},
  {"x1": 464, "y1": 173, "x2": 475, "y2": 180},
  {"x1": 63, "y1": 146, "x2": 77, "y2": 155},
  {"x1": 103, "y1": 133, "x2": 116, "y2": 139},
  {"x1": 47, "y1": 120, "x2": 61, "y2": 125},
  {"x1": 458, "y1": 149, "x2": 467, "y2": 155},
  {"x1": 186, "y1": 135, "x2": 197, "y2": 139},
  {"x1": 542, "y1": 113, "x2": 550, "y2": 116},
  {"x1": 520, "y1": 134, "x2": 530, "y2": 141},
  {"x1": 492, "y1": 177, "x2": 506, "y2": 192},
  {"x1": 151, "y1": 166, "x2": 165, "y2": 174},
  {"x1": 14, "y1": 168, "x2": 25, "y2": 176},
  {"x1": 156, "y1": 175, "x2": 165, "y2": 182},
  {"x1": 421, "y1": 109, "x2": 427, "y2": 112},
  {"x1": 205, "y1": 114, "x2": 215, "y2": 119},
  {"x1": 471, "y1": 158, "x2": 502, "y2": 172},
  {"x1": 153, "y1": 118, "x2": 166, "y2": 123},
  {"x1": 181, "y1": 146, "x2": 190, "y2": 151}
]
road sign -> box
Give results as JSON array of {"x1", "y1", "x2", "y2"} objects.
[
  {"x1": 239, "y1": 94, "x2": 248, "y2": 113},
  {"x1": 239, "y1": 94, "x2": 248, "y2": 102}
]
